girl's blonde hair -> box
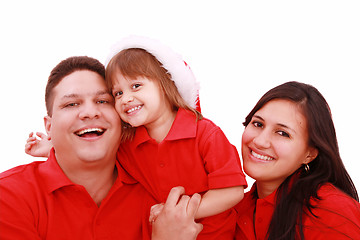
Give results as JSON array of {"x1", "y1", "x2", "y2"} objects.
[{"x1": 105, "y1": 48, "x2": 202, "y2": 142}]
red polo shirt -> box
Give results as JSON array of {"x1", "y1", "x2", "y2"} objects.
[
  {"x1": 0, "y1": 149, "x2": 155, "y2": 240},
  {"x1": 118, "y1": 108, "x2": 247, "y2": 239},
  {"x1": 235, "y1": 183, "x2": 360, "y2": 239}
]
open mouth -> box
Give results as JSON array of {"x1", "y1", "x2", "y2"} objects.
[
  {"x1": 251, "y1": 150, "x2": 274, "y2": 161},
  {"x1": 126, "y1": 105, "x2": 142, "y2": 114},
  {"x1": 75, "y1": 128, "x2": 105, "y2": 137}
]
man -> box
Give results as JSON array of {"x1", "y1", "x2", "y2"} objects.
[{"x1": 0, "y1": 56, "x2": 202, "y2": 239}]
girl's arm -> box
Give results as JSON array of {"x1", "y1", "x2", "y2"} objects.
[
  {"x1": 149, "y1": 186, "x2": 244, "y2": 222},
  {"x1": 25, "y1": 132, "x2": 52, "y2": 158},
  {"x1": 195, "y1": 186, "x2": 244, "y2": 219}
]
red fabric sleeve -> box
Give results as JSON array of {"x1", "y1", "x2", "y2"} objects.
[{"x1": 200, "y1": 125, "x2": 247, "y2": 189}]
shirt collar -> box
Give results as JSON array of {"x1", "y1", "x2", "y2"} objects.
[
  {"x1": 132, "y1": 108, "x2": 197, "y2": 146},
  {"x1": 257, "y1": 185, "x2": 277, "y2": 206},
  {"x1": 236, "y1": 182, "x2": 277, "y2": 212},
  {"x1": 39, "y1": 148, "x2": 134, "y2": 193},
  {"x1": 38, "y1": 148, "x2": 74, "y2": 193},
  {"x1": 166, "y1": 108, "x2": 197, "y2": 140}
]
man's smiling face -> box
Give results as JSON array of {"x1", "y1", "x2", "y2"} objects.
[{"x1": 45, "y1": 70, "x2": 121, "y2": 167}]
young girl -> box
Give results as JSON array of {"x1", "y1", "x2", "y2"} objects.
[{"x1": 26, "y1": 36, "x2": 247, "y2": 239}]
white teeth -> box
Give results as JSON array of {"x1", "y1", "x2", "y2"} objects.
[
  {"x1": 76, "y1": 128, "x2": 104, "y2": 135},
  {"x1": 251, "y1": 151, "x2": 274, "y2": 161},
  {"x1": 127, "y1": 105, "x2": 142, "y2": 113}
]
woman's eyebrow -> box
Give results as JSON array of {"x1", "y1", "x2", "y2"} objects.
[{"x1": 254, "y1": 114, "x2": 296, "y2": 133}]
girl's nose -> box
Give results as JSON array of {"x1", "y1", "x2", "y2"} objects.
[{"x1": 121, "y1": 92, "x2": 134, "y2": 103}]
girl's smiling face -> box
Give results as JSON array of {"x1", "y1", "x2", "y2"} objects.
[
  {"x1": 242, "y1": 99, "x2": 318, "y2": 196},
  {"x1": 111, "y1": 72, "x2": 175, "y2": 134}
]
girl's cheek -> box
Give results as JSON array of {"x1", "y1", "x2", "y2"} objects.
[{"x1": 114, "y1": 102, "x2": 122, "y2": 115}]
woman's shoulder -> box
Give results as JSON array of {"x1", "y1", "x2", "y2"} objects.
[
  {"x1": 304, "y1": 183, "x2": 360, "y2": 238},
  {"x1": 315, "y1": 183, "x2": 359, "y2": 206}
]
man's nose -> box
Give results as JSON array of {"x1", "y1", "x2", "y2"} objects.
[{"x1": 78, "y1": 102, "x2": 100, "y2": 119}]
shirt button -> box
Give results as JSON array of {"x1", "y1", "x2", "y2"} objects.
[
  {"x1": 257, "y1": 218, "x2": 263, "y2": 223},
  {"x1": 159, "y1": 162, "x2": 165, "y2": 167}
]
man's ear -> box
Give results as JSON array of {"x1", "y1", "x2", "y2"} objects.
[
  {"x1": 305, "y1": 147, "x2": 319, "y2": 164},
  {"x1": 44, "y1": 116, "x2": 52, "y2": 137}
]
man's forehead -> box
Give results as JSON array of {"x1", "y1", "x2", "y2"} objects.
[
  {"x1": 54, "y1": 71, "x2": 110, "y2": 98},
  {"x1": 59, "y1": 90, "x2": 111, "y2": 100}
]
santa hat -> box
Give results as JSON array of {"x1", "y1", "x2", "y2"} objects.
[{"x1": 105, "y1": 35, "x2": 200, "y2": 110}]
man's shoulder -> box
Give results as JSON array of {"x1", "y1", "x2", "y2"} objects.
[{"x1": 0, "y1": 161, "x2": 44, "y2": 181}]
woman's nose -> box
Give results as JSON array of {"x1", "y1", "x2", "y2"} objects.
[{"x1": 252, "y1": 130, "x2": 271, "y2": 149}]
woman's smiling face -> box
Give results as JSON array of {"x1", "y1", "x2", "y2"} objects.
[{"x1": 242, "y1": 99, "x2": 317, "y2": 194}]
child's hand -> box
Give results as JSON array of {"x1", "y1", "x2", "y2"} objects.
[
  {"x1": 25, "y1": 132, "x2": 52, "y2": 158},
  {"x1": 149, "y1": 203, "x2": 165, "y2": 224}
]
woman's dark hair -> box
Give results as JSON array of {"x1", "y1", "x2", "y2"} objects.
[{"x1": 243, "y1": 81, "x2": 358, "y2": 239}]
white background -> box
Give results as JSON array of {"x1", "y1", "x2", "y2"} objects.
[{"x1": 1, "y1": 0, "x2": 359, "y2": 191}]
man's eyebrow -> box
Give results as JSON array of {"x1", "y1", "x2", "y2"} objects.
[
  {"x1": 61, "y1": 90, "x2": 111, "y2": 99},
  {"x1": 61, "y1": 93, "x2": 79, "y2": 99},
  {"x1": 96, "y1": 90, "x2": 112, "y2": 96}
]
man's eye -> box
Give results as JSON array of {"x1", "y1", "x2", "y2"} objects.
[
  {"x1": 65, "y1": 103, "x2": 79, "y2": 107},
  {"x1": 97, "y1": 100, "x2": 109, "y2": 104}
]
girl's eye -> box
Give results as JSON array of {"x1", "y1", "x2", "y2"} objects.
[
  {"x1": 132, "y1": 83, "x2": 141, "y2": 89},
  {"x1": 114, "y1": 91, "x2": 123, "y2": 97}
]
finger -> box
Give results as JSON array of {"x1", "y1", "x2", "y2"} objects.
[
  {"x1": 26, "y1": 136, "x2": 37, "y2": 143},
  {"x1": 195, "y1": 223, "x2": 203, "y2": 235},
  {"x1": 25, "y1": 140, "x2": 37, "y2": 149},
  {"x1": 164, "y1": 186, "x2": 185, "y2": 208},
  {"x1": 150, "y1": 203, "x2": 164, "y2": 213},
  {"x1": 186, "y1": 193, "x2": 201, "y2": 218},
  {"x1": 25, "y1": 142, "x2": 35, "y2": 153},
  {"x1": 177, "y1": 194, "x2": 191, "y2": 211},
  {"x1": 36, "y1": 132, "x2": 48, "y2": 140},
  {"x1": 28, "y1": 132, "x2": 34, "y2": 137}
]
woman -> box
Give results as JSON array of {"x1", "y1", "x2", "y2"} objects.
[{"x1": 235, "y1": 81, "x2": 360, "y2": 239}]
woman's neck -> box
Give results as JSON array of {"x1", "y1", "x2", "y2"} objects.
[{"x1": 256, "y1": 181, "x2": 280, "y2": 199}]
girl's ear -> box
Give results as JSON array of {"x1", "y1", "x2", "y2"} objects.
[
  {"x1": 44, "y1": 116, "x2": 52, "y2": 137},
  {"x1": 305, "y1": 147, "x2": 319, "y2": 164}
]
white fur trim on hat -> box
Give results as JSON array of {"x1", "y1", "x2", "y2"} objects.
[{"x1": 105, "y1": 35, "x2": 200, "y2": 109}]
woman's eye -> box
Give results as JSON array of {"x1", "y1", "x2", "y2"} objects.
[
  {"x1": 252, "y1": 121, "x2": 263, "y2": 128},
  {"x1": 277, "y1": 131, "x2": 290, "y2": 138}
]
